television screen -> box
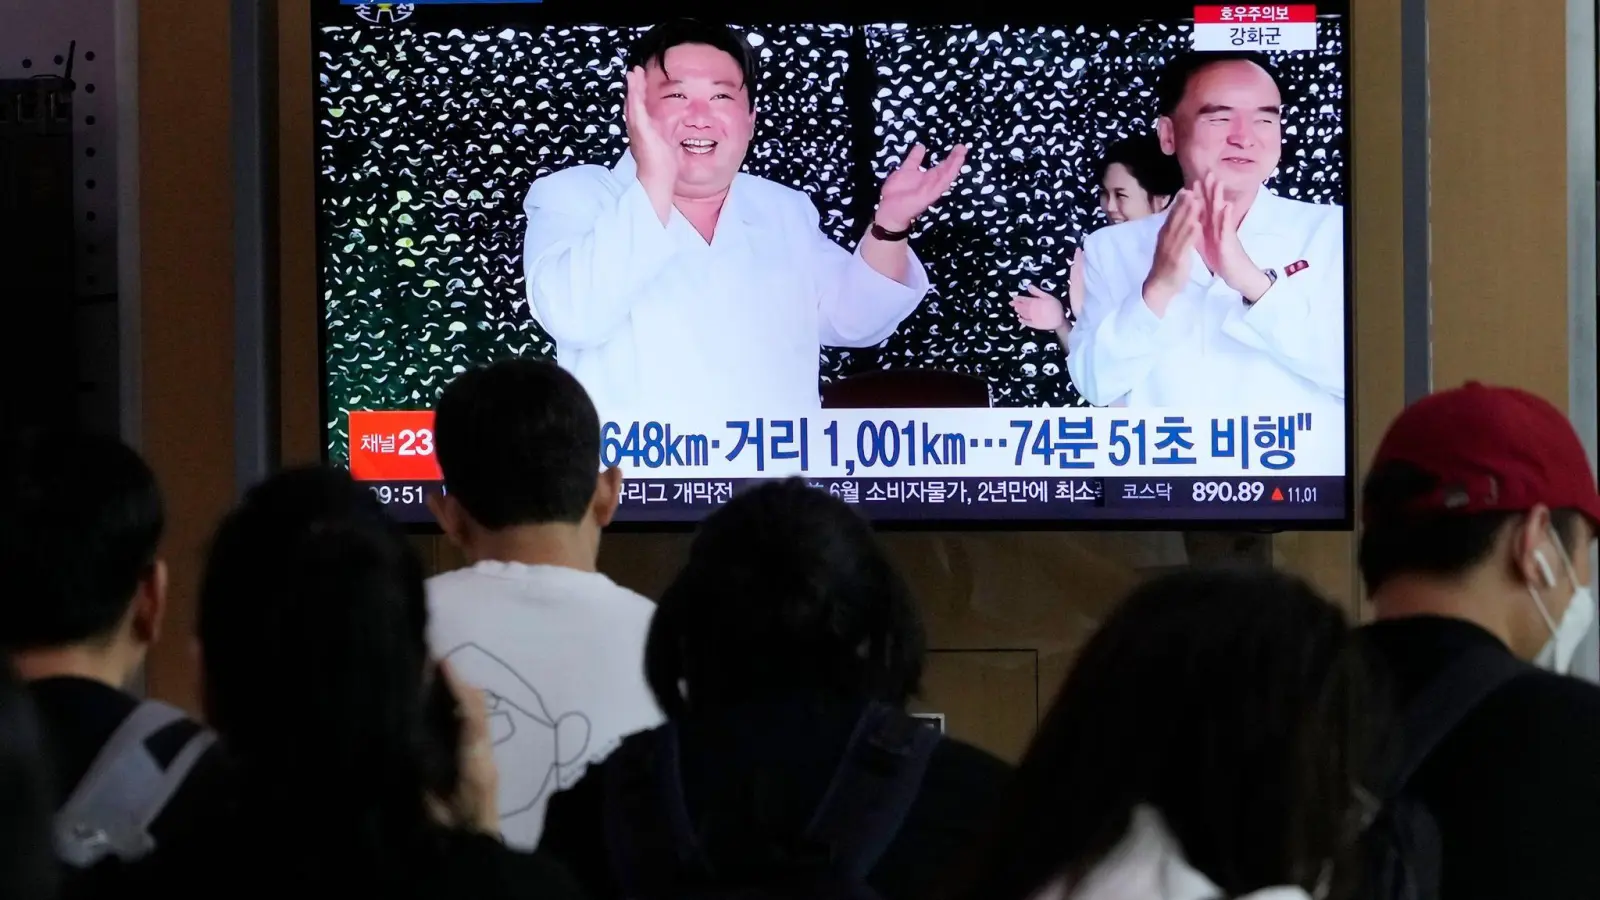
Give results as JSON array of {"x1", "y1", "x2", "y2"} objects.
[{"x1": 314, "y1": 0, "x2": 1352, "y2": 527}]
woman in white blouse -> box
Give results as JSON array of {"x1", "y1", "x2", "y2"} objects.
[{"x1": 1010, "y1": 135, "x2": 1184, "y2": 359}]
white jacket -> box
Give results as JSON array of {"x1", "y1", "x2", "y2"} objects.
[
  {"x1": 1031, "y1": 806, "x2": 1314, "y2": 900},
  {"x1": 522, "y1": 151, "x2": 930, "y2": 422},
  {"x1": 1067, "y1": 188, "x2": 1345, "y2": 416}
]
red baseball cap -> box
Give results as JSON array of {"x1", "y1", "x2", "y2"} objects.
[{"x1": 1367, "y1": 381, "x2": 1600, "y2": 526}]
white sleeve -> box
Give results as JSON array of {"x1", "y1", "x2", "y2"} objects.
[
  {"x1": 1220, "y1": 208, "x2": 1346, "y2": 400},
  {"x1": 522, "y1": 172, "x2": 684, "y2": 350},
  {"x1": 811, "y1": 209, "x2": 930, "y2": 348},
  {"x1": 1066, "y1": 240, "x2": 1174, "y2": 406}
]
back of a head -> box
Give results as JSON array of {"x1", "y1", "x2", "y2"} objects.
[
  {"x1": 433, "y1": 357, "x2": 601, "y2": 530},
  {"x1": 0, "y1": 428, "x2": 163, "y2": 652},
  {"x1": 952, "y1": 567, "x2": 1366, "y2": 900},
  {"x1": 1359, "y1": 382, "x2": 1598, "y2": 596},
  {"x1": 1098, "y1": 135, "x2": 1184, "y2": 197},
  {"x1": 0, "y1": 663, "x2": 56, "y2": 900},
  {"x1": 645, "y1": 479, "x2": 926, "y2": 717},
  {"x1": 198, "y1": 467, "x2": 437, "y2": 833}
]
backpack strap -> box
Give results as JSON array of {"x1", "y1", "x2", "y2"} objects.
[
  {"x1": 800, "y1": 703, "x2": 942, "y2": 883},
  {"x1": 605, "y1": 725, "x2": 705, "y2": 897},
  {"x1": 54, "y1": 700, "x2": 218, "y2": 867},
  {"x1": 1383, "y1": 644, "x2": 1529, "y2": 799}
]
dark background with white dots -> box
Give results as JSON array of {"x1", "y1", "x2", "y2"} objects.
[{"x1": 315, "y1": 16, "x2": 1346, "y2": 464}]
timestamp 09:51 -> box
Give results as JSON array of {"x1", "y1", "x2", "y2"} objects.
[{"x1": 368, "y1": 483, "x2": 431, "y2": 507}]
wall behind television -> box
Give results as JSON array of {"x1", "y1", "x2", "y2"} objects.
[{"x1": 130, "y1": 0, "x2": 1594, "y2": 758}]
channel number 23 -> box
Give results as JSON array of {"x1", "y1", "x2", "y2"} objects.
[{"x1": 398, "y1": 428, "x2": 434, "y2": 456}]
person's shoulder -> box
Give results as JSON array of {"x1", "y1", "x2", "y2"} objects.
[
  {"x1": 425, "y1": 564, "x2": 487, "y2": 603},
  {"x1": 588, "y1": 572, "x2": 657, "y2": 614},
  {"x1": 525, "y1": 161, "x2": 627, "y2": 207},
  {"x1": 1085, "y1": 214, "x2": 1163, "y2": 256},
  {"x1": 1263, "y1": 191, "x2": 1344, "y2": 224},
  {"x1": 1494, "y1": 667, "x2": 1600, "y2": 717},
  {"x1": 1445, "y1": 667, "x2": 1600, "y2": 773}
]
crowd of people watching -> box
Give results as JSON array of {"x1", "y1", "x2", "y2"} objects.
[{"x1": 3, "y1": 359, "x2": 1600, "y2": 900}]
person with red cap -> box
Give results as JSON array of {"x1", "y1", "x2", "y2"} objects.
[{"x1": 1358, "y1": 381, "x2": 1600, "y2": 900}]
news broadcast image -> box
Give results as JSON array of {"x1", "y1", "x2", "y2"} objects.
[{"x1": 315, "y1": 1, "x2": 1352, "y2": 526}]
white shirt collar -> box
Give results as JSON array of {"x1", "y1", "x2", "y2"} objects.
[{"x1": 1033, "y1": 806, "x2": 1315, "y2": 900}]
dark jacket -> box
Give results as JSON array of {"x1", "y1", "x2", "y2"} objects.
[
  {"x1": 1362, "y1": 616, "x2": 1600, "y2": 900},
  {"x1": 29, "y1": 676, "x2": 230, "y2": 850},
  {"x1": 541, "y1": 695, "x2": 1012, "y2": 900}
]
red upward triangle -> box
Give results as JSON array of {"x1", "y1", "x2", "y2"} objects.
[{"x1": 1270, "y1": 487, "x2": 1285, "y2": 502}]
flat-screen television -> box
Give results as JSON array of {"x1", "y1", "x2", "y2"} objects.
[{"x1": 314, "y1": 0, "x2": 1352, "y2": 528}]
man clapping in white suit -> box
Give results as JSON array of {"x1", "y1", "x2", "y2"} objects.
[{"x1": 1068, "y1": 51, "x2": 1345, "y2": 415}]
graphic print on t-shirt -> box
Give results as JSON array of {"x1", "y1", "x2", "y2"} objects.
[{"x1": 443, "y1": 642, "x2": 592, "y2": 820}]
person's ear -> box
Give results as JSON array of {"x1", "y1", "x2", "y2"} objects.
[
  {"x1": 1513, "y1": 505, "x2": 1556, "y2": 587},
  {"x1": 129, "y1": 559, "x2": 169, "y2": 646},
  {"x1": 1157, "y1": 117, "x2": 1177, "y2": 156},
  {"x1": 1152, "y1": 193, "x2": 1173, "y2": 212},
  {"x1": 428, "y1": 490, "x2": 468, "y2": 549},
  {"x1": 592, "y1": 467, "x2": 624, "y2": 529}
]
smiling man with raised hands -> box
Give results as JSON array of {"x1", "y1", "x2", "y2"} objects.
[{"x1": 521, "y1": 19, "x2": 967, "y2": 422}]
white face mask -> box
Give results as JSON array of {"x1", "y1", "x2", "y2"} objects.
[{"x1": 1528, "y1": 533, "x2": 1597, "y2": 675}]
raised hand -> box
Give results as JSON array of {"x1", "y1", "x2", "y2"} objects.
[
  {"x1": 875, "y1": 143, "x2": 969, "y2": 232},
  {"x1": 1011, "y1": 285, "x2": 1067, "y2": 331},
  {"x1": 625, "y1": 67, "x2": 677, "y2": 203},
  {"x1": 1141, "y1": 187, "x2": 1200, "y2": 315}
]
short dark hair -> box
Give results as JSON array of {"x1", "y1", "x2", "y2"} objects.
[
  {"x1": 946, "y1": 567, "x2": 1373, "y2": 900},
  {"x1": 644, "y1": 479, "x2": 925, "y2": 717},
  {"x1": 1094, "y1": 134, "x2": 1185, "y2": 199},
  {"x1": 1155, "y1": 51, "x2": 1284, "y2": 117},
  {"x1": 433, "y1": 358, "x2": 602, "y2": 529},
  {"x1": 625, "y1": 19, "x2": 760, "y2": 110},
  {"x1": 0, "y1": 429, "x2": 164, "y2": 650},
  {"x1": 1359, "y1": 460, "x2": 1584, "y2": 593}
]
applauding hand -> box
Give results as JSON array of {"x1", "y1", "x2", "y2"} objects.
[
  {"x1": 1141, "y1": 187, "x2": 1200, "y2": 316},
  {"x1": 875, "y1": 143, "x2": 969, "y2": 232},
  {"x1": 1197, "y1": 173, "x2": 1271, "y2": 302},
  {"x1": 625, "y1": 66, "x2": 677, "y2": 216},
  {"x1": 1011, "y1": 286, "x2": 1068, "y2": 331}
]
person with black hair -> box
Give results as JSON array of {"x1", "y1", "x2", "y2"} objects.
[
  {"x1": 0, "y1": 663, "x2": 57, "y2": 900},
  {"x1": 1012, "y1": 135, "x2": 1183, "y2": 372},
  {"x1": 539, "y1": 479, "x2": 1010, "y2": 900},
  {"x1": 945, "y1": 567, "x2": 1370, "y2": 900},
  {"x1": 425, "y1": 357, "x2": 660, "y2": 850},
  {"x1": 0, "y1": 429, "x2": 227, "y2": 866},
  {"x1": 1067, "y1": 51, "x2": 1344, "y2": 414},
  {"x1": 522, "y1": 19, "x2": 968, "y2": 421},
  {"x1": 85, "y1": 467, "x2": 584, "y2": 899},
  {"x1": 1356, "y1": 382, "x2": 1600, "y2": 900}
]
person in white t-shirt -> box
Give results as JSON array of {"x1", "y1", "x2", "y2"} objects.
[{"x1": 425, "y1": 357, "x2": 662, "y2": 850}]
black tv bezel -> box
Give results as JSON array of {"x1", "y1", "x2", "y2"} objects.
[{"x1": 309, "y1": 0, "x2": 1357, "y2": 535}]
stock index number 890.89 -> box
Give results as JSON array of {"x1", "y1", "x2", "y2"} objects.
[{"x1": 1192, "y1": 481, "x2": 1267, "y2": 503}]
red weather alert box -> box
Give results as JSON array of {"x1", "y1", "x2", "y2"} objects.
[
  {"x1": 1193, "y1": 5, "x2": 1317, "y2": 51},
  {"x1": 348, "y1": 410, "x2": 441, "y2": 481}
]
